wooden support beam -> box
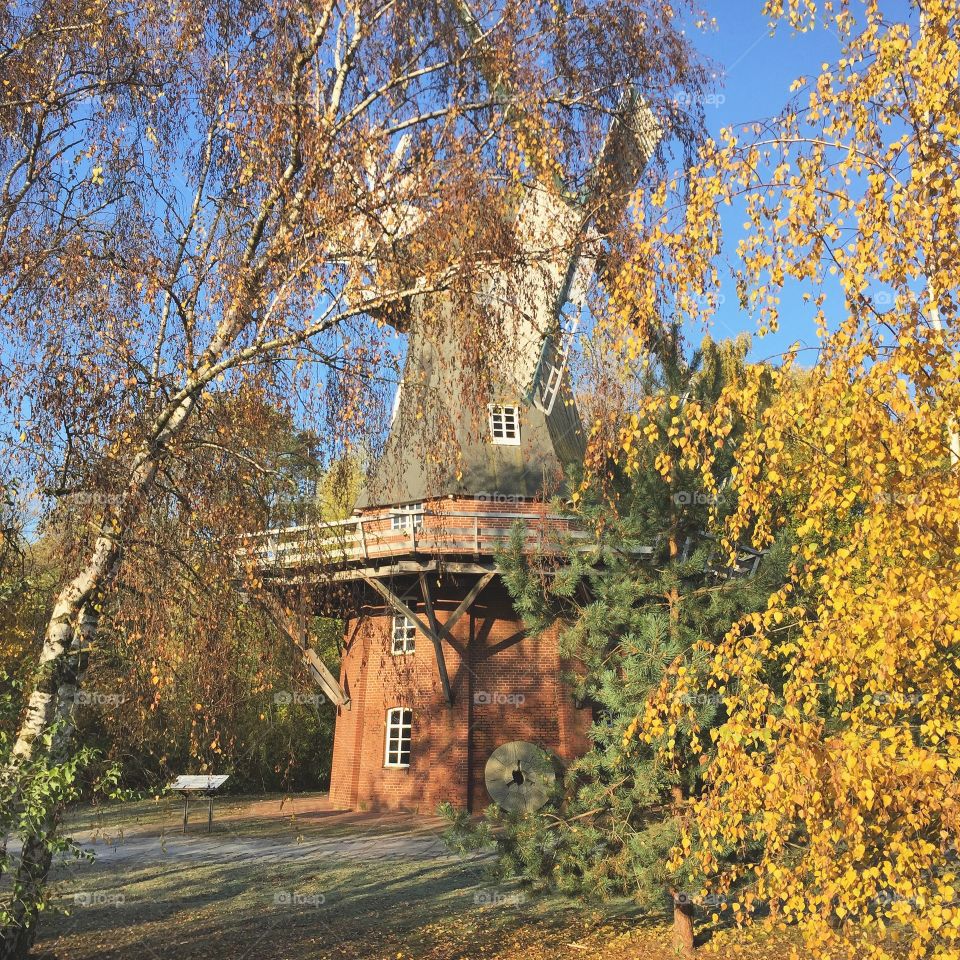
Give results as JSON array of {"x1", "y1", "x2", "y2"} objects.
[
  {"x1": 301, "y1": 647, "x2": 350, "y2": 708},
  {"x1": 418, "y1": 574, "x2": 453, "y2": 707},
  {"x1": 259, "y1": 559, "x2": 498, "y2": 588},
  {"x1": 360, "y1": 574, "x2": 434, "y2": 639},
  {"x1": 419, "y1": 571, "x2": 496, "y2": 694},
  {"x1": 419, "y1": 571, "x2": 497, "y2": 662},
  {"x1": 254, "y1": 591, "x2": 350, "y2": 707},
  {"x1": 360, "y1": 574, "x2": 453, "y2": 706},
  {"x1": 444, "y1": 571, "x2": 495, "y2": 636}
]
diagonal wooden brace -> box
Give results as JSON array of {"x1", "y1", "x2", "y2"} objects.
[
  {"x1": 422, "y1": 571, "x2": 497, "y2": 660},
  {"x1": 444, "y1": 571, "x2": 495, "y2": 636},
  {"x1": 418, "y1": 574, "x2": 453, "y2": 707},
  {"x1": 361, "y1": 573, "x2": 453, "y2": 706},
  {"x1": 255, "y1": 592, "x2": 349, "y2": 707}
]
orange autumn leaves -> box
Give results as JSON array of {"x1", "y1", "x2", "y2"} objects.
[{"x1": 632, "y1": 349, "x2": 960, "y2": 959}]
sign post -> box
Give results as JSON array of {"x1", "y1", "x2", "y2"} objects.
[{"x1": 167, "y1": 775, "x2": 230, "y2": 834}]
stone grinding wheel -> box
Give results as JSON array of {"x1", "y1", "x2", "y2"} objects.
[{"x1": 484, "y1": 741, "x2": 556, "y2": 813}]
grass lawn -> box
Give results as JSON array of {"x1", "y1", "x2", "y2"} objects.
[{"x1": 33, "y1": 793, "x2": 795, "y2": 960}]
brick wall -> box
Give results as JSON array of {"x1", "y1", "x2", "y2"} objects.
[{"x1": 328, "y1": 571, "x2": 591, "y2": 813}]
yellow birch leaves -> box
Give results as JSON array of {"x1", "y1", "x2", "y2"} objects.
[{"x1": 606, "y1": 3, "x2": 960, "y2": 957}]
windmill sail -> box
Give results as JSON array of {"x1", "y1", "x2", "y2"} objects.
[
  {"x1": 351, "y1": 95, "x2": 664, "y2": 509},
  {"x1": 526, "y1": 94, "x2": 664, "y2": 415}
]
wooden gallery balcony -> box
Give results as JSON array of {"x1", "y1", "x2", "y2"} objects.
[
  {"x1": 240, "y1": 504, "x2": 602, "y2": 584},
  {"x1": 238, "y1": 504, "x2": 655, "y2": 708}
]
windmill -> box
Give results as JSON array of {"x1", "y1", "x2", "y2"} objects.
[{"x1": 273, "y1": 82, "x2": 666, "y2": 813}]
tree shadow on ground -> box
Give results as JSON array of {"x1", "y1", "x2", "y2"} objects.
[{"x1": 36, "y1": 798, "x2": 676, "y2": 960}]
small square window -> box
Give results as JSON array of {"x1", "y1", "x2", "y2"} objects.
[
  {"x1": 385, "y1": 707, "x2": 412, "y2": 767},
  {"x1": 391, "y1": 613, "x2": 416, "y2": 655},
  {"x1": 391, "y1": 502, "x2": 424, "y2": 530},
  {"x1": 489, "y1": 404, "x2": 520, "y2": 445}
]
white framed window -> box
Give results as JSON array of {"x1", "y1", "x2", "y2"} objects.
[
  {"x1": 384, "y1": 707, "x2": 412, "y2": 768},
  {"x1": 391, "y1": 502, "x2": 424, "y2": 530},
  {"x1": 489, "y1": 404, "x2": 520, "y2": 445},
  {"x1": 391, "y1": 613, "x2": 416, "y2": 655}
]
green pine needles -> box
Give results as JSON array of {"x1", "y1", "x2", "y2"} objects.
[{"x1": 444, "y1": 332, "x2": 793, "y2": 921}]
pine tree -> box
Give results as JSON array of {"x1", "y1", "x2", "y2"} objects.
[{"x1": 448, "y1": 331, "x2": 792, "y2": 954}]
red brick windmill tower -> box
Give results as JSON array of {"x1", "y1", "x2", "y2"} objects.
[{"x1": 260, "y1": 97, "x2": 661, "y2": 813}]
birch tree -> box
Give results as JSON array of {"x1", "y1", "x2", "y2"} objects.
[
  {"x1": 606, "y1": 2, "x2": 960, "y2": 958},
  {"x1": 0, "y1": 0, "x2": 708, "y2": 953}
]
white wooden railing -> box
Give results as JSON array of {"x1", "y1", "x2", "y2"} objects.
[{"x1": 240, "y1": 507, "x2": 593, "y2": 571}]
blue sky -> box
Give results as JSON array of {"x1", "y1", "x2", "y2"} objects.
[{"x1": 688, "y1": 3, "x2": 851, "y2": 363}]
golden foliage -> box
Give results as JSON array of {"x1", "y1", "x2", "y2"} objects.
[{"x1": 609, "y1": 3, "x2": 960, "y2": 957}]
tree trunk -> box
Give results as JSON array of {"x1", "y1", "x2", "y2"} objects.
[
  {"x1": 672, "y1": 892, "x2": 696, "y2": 956},
  {"x1": 1, "y1": 603, "x2": 96, "y2": 959},
  {"x1": 0, "y1": 554, "x2": 125, "y2": 959},
  {"x1": 1, "y1": 823, "x2": 59, "y2": 959},
  {"x1": 669, "y1": 784, "x2": 695, "y2": 954},
  {"x1": 0, "y1": 401, "x2": 192, "y2": 956}
]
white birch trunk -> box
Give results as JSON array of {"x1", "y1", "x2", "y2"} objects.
[{"x1": 0, "y1": 392, "x2": 198, "y2": 958}]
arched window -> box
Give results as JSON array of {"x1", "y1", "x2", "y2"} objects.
[{"x1": 384, "y1": 707, "x2": 412, "y2": 768}]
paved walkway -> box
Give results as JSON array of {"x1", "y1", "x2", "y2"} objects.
[
  {"x1": 228, "y1": 792, "x2": 450, "y2": 831},
  {"x1": 53, "y1": 792, "x2": 464, "y2": 867},
  {"x1": 4, "y1": 793, "x2": 463, "y2": 869},
  {"x1": 69, "y1": 829, "x2": 457, "y2": 865}
]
